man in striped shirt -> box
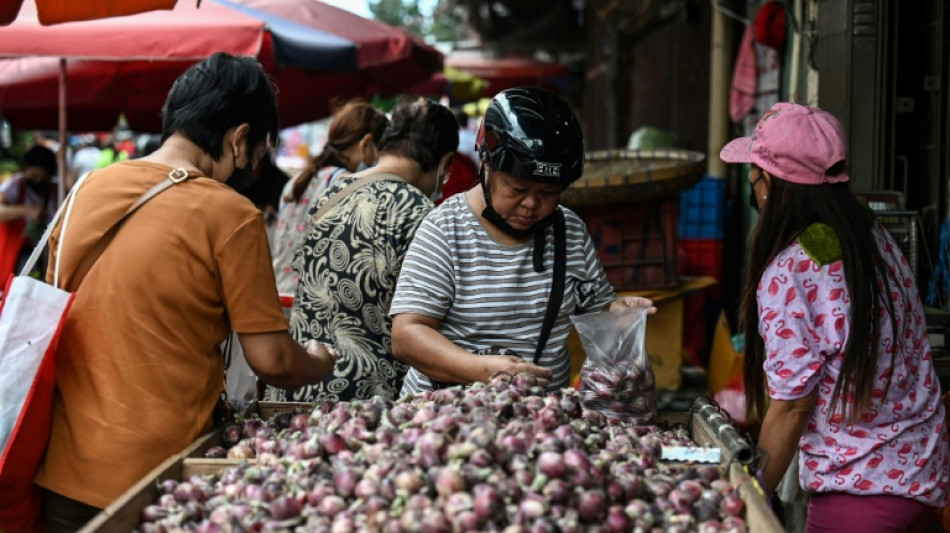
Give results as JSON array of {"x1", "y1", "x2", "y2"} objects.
[{"x1": 392, "y1": 87, "x2": 655, "y2": 396}]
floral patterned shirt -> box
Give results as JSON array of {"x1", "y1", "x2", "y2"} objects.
[
  {"x1": 758, "y1": 223, "x2": 948, "y2": 505},
  {"x1": 270, "y1": 166, "x2": 345, "y2": 295},
  {"x1": 274, "y1": 173, "x2": 433, "y2": 402}
]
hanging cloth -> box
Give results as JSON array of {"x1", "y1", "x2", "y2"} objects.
[{"x1": 730, "y1": 25, "x2": 758, "y2": 123}]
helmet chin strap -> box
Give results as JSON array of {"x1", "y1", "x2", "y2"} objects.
[{"x1": 480, "y1": 165, "x2": 557, "y2": 272}]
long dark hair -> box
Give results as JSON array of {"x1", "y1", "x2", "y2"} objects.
[
  {"x1": 739, "y1": 172, "x2": 899, "y2": 423},
  {"x1": 289, "y1": 100, "x2": 389, "y2": 203}
]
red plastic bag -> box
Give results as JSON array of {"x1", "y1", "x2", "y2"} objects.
[
  {"x1": 714, "y1": 372, "x2": 748, "y2": 429},
  {"x1": 0, "y1": 274, "x2": 74, "y2": 533},
  {"x1": 0, "y1": 219, "x2": 26, "y2": 289}
]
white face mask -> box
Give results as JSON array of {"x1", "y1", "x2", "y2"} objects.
[{"x1": 429, "y1": 188, "x2": 443, "y2": 203}]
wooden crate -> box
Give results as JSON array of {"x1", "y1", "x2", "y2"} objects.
[
  {"x1": 78, "y1": 402, "x2": 312, "y2": 533},
  {"x1": 81, "y1": 403, "x2": 782, "y2": 533}
]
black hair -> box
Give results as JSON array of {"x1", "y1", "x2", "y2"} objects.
[
  {"x1": 161, "y1": 53, "x2": 279, "y2": 160},
  {"x1": 739, "y1": 176, "x2": 900, "y2": 424},
  {"x1": 378, "y1": 98, "x2": 459, "y2": 173},
  {"x1": 22, "y1": 145, "x2": 56, "y2": 177}
]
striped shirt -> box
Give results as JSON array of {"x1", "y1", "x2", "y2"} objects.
[{"x1": 393, "y1": 193, "x2": 616, "y2": 395}]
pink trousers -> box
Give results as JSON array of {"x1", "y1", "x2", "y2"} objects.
[{"x1": 806, "y1": 492, "x2": 939, "y2": 533}]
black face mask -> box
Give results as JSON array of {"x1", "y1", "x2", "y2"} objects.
[{"x1": 227, "y1": 152, "x2": 256, "y2": 191}]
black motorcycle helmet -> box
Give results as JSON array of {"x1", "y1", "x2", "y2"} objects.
[
  {"x1": 475, "y1": 87, "x2": 584, "y2": 243},
  {"x1": 476, "y1": 87, "x2": 584, "y2": 187}
]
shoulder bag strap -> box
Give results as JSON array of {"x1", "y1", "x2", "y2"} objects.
[
  {"x1": 310, "y1": 172, "x2": 405, "y2": 223},
  {"x1": 54, "y1": 167, "x2": 194, "y2": 288},
  {"x1": 533, "y1": 208, "x2": 567, "y2": 365}
]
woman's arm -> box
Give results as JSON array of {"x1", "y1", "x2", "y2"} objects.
[
  {"x1": 757, "y1": 390, "x2": 818, "y2": 490},
  {"x1": 0, "y1": 204, "x2": 41, "y2": 223},
  {"x1": 392, "y1": 312, "x2": 553, "y2": 386},
  {"x1": 0, "y1": 189, "x2": 42, "y2": 222}
]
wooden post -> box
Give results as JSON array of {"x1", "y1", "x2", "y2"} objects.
[{"x1": 707, "y1": 0, "x2": 733, "y2": 178}]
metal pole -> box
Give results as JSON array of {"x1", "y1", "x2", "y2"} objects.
[
  {"x1": 57, "y1": 57, "x2": 67, "y2": 206},
  {"x1": 707, "y1": 0, "x2": 733, "y2": 178},
  {"x1": 789, "y1": 0, "x2": 804, "y2": 103}
]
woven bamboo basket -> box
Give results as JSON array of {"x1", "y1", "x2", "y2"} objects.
[{"x1": 563, "y1": 148, "x2": 706, "y2": 207}]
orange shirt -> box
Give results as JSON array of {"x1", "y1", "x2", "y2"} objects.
[{"x1": 34, "y1": 161, "x2": 288, "y2": 508}]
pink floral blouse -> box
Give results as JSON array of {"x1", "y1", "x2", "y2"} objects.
[
  {"x1": 270, "y1": 166, "x2": 345, "y2": 295},
  {"x1": 758, "y1": 223, "x2": 948, "y2": 505}
]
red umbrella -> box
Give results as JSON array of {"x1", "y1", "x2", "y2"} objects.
[
  {"x1": 0, "y1": 0, "x2": 178, "y2": 26},
  {"x1": 0, "y1": 0, "x2": 443, "y2": 129},
  {"x1": 0, "y1": 0, "x2": 442, "y2": 203},
  {"x1": 0, "y1": 0, "x2": 441, "y2": 91}
]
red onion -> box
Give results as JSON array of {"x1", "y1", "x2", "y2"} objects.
[
  {"x1": 435, "y1": 467, "x2": 465, "y2": 497},
  {"x1": 577, "y1": 489, "x2": 607, "y2": 522},
  {"x1": 604, "y1": 505, "x2": 630, "y2": 532},
  {"x1": 720, "y1": 494, "x2": 745, "y2": 517}
]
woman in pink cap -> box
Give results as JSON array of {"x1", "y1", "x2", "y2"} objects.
[{"x1": 721, "y1": 102, "x2": 948, "y2": 532}]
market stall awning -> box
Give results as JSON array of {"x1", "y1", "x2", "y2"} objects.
[
  {"x1": 405, "y1": 66, "x2": 487, "y2": 102},
  {"x1": 445, "y1": 52, "x2": 569, "y2": 96}
]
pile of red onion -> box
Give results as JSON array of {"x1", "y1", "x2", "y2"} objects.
[{"x1": 138, "y1": 373, "x2": 747, "y2": 533}]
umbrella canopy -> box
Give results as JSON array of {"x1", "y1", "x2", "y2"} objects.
[
  {"x1": 0, "y1": 0, "x2": 443, "y2": 130},
  {"x1": 0, "y1": 0, "x2": 177, "y2": 26},
  {"x1": 0, "y1": 0, "x2": 442, "y2": 88}
]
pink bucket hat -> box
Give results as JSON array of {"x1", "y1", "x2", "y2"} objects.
[{"x1": 720, "y1": 102, "x2": 850, "y2": 185}]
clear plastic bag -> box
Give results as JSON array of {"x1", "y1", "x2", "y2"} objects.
[
  {"x1": 571, "y1": 306, "x2": 657, "y2": 423},
  {"x1": 223, "y1": 332, "x2": 258, "y2": 417}
]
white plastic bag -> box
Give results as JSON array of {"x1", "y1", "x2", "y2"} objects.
[
  {"x1": 223, "y1": 332, "x2": 258, "y2": 417},
  {"x1": 571, "y1": 306, "x2": 657, "y2": 423}
]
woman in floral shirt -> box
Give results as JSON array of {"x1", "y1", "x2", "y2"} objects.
[
  {"x1": 273, "y1": 98, "x2": 459, "y2": 402},
  {"x1": 722, "y1": 102, "x2": 948, "y2": 532},
  {"x1": 270, "y1": 101, "x2": 388, "y2": 295}
]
